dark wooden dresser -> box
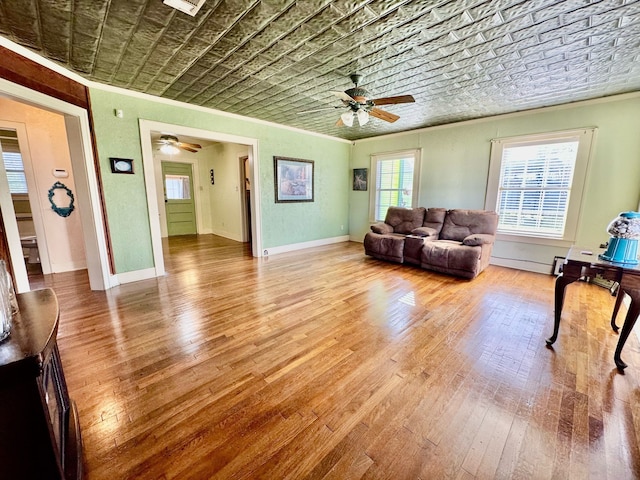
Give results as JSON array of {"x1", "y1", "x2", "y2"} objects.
[{"x1": 0, "y1": 288, "x2": 82, "y2": 479}]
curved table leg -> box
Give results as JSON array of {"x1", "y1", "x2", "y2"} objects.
[
  {"x1": 614, "y1": 290, "x2": 640, "y2": 370},
  {"x1": 610, "y1": 288, "x2": 625, "y2": 333},
  {"x1": 547, "y1": 274, "x2": 579, "y2": 346}
]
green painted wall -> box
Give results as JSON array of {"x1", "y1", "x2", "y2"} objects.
[
  {"x1": 350, "y1": 94, "x2": 640, "y2": 271},
  {"x1": 89, "y1": 88, "x2": 351, "y2": 273}
]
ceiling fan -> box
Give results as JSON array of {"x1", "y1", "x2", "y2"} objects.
[
  {"x1": 156, "y1": 134, "x2": 202, "y2": 154},
  {"x1": 325, "y1": 74, "x2": 415, "y2": 127}
]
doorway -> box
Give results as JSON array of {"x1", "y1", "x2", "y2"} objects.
[
  {"x1": 0, "y1": 79, "x2": 111, "y2": 292},
  {"x1": 139, "y1": 119, "x2": 263, "y2": 277},
  {"x1": 162, "y1": 161, "x2": 197, "y2": 236}
]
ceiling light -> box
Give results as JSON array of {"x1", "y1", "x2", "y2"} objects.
[
  {"x1": 160, "y1": 144, "x2": 180, "y2": 155},
  {"x1": 357, "y1": 109, "x2": 370, "y2": 126},
  {"x1": 341, "y1": 111, "x2": 355, "y2": 127},
  {"x1": 163, "y1": 0, "x2": 206, "y2": 16}
]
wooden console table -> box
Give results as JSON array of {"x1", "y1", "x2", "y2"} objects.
[
  {"x1": 0, "y1": 288, "x2": 83, "y2": 479},
  {"x1": 546, "y1": 246, "x2": 640, "y2": 370}
]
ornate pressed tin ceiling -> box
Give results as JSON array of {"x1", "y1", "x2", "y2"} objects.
[{"x1": 0, "y1": 0, "x2": 639, "y2": 141}]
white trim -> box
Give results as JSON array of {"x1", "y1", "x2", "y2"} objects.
[
  {"x1": 0, "y1": 121, "x2": 54, "y2": 281},
  {"x1": 49, "y1": 261, "x2": 87, "y2": 273},
  {"x1": 115, "y1": 267, "x2": 157, "y2": 285},
  {"x1": 139, "y1": 120, "x2": 263, "y2": 264},
  {"x1": 0, "y1": 142, "x2": 29, "y2": 292},
  {"x1": 489, "y1": 256, "x2": 554, "y2": 275},
  {"x1": 484, "y1": 127, "x2": 596, "y2": 245},
  {"x1": 369, "y1": 148, "x2": 421, "y2": 223},
  {"x1": 263, "y1": 236, "x2": 349, "y2": 256},
  {"x1": 0, "y1": 78, "x2": 113, "y2": 290}
]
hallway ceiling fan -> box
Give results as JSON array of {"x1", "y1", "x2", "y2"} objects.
[
  {"x1": 157, "y1": 134, "x2": 202, "y2": 154},
  {"x1": 302, "y1": 74, "x2": 416, "y2": 127}
]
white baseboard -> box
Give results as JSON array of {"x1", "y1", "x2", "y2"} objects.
[
  {"x1": 211, "y1": 229, "x2": 243, "y2": 242},
  {"x1": 490, "y1": 257, "x2": 553, "y2": 275},
  {"x1": 264, "y1": 235, "x2": 350, "y2": 256},
  {"x1": 50, "y1": 261, "x2": 87, "y2": 273},
  {"x1": 116, "y1": 267, "x2": 159, "y2": 285}
]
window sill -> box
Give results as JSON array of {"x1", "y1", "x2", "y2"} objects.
[{"x1": 495, "y1": 232, "x2": 574, "y2": 248}]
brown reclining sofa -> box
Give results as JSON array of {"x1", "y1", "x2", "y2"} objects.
[{"x1": 364, "y1": 207, "x2": 499, "y2": 279}]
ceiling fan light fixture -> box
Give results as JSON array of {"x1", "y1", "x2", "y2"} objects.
[
  {"x1": 357, "y1": 109, "x2": 370, "y2": 126},
  {"x1": 341, "y1": 111, "x2": 355, "y2": 127},
  {"x1": 160, "y1": 143, "x2": 180, "y2": 155}
]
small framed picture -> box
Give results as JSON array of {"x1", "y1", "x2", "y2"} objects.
[
  {"x1": 110, "y1": 157, "x2": 134, "y2": 174},
  {"x1": 274, "y1": 156, "x2": 314, "y2": 203},
  {"x1": 353, "y1": 168, "x2": 368, "y2": 191}
]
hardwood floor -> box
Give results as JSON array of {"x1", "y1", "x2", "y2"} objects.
[{"x1": 41, "y1": 235, "x2": 640, "y2": 479}]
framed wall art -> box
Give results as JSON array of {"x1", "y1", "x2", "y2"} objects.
[
  {"x1": 353, "y1": 168, "x2": 368, "y2": 191},
  {"x1": 274, "y1": 156, "x2": 314, "y2": 203},
  {"x1": 109, "y1": 157, "x2": 134, "y2": 174}
]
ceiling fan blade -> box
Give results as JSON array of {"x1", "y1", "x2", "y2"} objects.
[
  {"x1": 179, "y1": 145, "x2": 199, "y2": 153},
  {"x1": 335, "y1": 117, "x2": 345, "y2": 127},
  {"x1": 369, "y1": 108, "x2": 400, "y2": 123},
  {"x1": 370, "y1": 95, "x2": 415, "y2": 106},
  {"x1": 331, "y1": 90, "x2": 356, "y2": 103},
  {"x1": 178, "y1": 141, "x2": 202, "y2": 149}
]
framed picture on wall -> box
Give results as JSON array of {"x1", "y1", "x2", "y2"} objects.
[
  {"x1": 274, "y1": 156, "x2": 314, "y2": 202},
  {"x1": 353, "y1": 168, "x2": 368, "y2": 191}
]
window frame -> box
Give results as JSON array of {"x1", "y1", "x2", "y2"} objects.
[
  {"x1": 485, "y1": 128, "x2": 596, "y2": 247},
  {"x1": 369, "y1": 148, "x2": 421, "y2": 223}
]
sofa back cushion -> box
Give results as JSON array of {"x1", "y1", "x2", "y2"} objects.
[
  {"x1": 439, "y1": 209, "x2": 499, "y2": 242},
  {"x1": 384, "y1": 207, "x2": 426, "y2": 234},
  {"x1": 422, "y1": 208, "x2": 447, "y2": 235}
]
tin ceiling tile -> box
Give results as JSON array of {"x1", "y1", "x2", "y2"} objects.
[{"x1": 1, "y1": 0, "x2": 639, "y2": 139}]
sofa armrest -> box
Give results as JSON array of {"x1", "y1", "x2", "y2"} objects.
[
  {"x1": 371, "y1": 222, "x2": 393, "y2": 234},
  {"x1": 411, "y1": 226, "x2": 439, "y2": 238},
  {"x1": 462, "y1": 233, "x2": 495, "y2": 246}
]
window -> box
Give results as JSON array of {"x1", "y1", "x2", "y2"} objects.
[
  {"x1": 370, "y1": 149, "x2": 421, "y2": 222},
  {"x1": 165, "y1": 175, "x2": 191, "y2": 200},
  {"x1": 0, "y1": 132, "x2": 28, "y2": 194},
  {"x1": 485, "y1": 128, "x2": 595, "y2": 244}
]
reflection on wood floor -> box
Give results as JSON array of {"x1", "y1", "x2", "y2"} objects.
[{"x1": 40, "y1": 235, "x2": 640, "y2": 479}]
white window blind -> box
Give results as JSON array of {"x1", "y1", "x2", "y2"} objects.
[
  {"x1": 497, "y1": 140, "x2": 578, "y2": 237},
  {"x1": 1, "y1": 137, "x2": 28, "y2": 194},
  {"x1": 370, "y1": 149, "x2": 421, "y2": 222}
]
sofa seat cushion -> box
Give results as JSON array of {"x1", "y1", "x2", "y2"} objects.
[
  {"x1": 411, "y1": 226, "x2": 438, "y2": 238},
  {"x1": 421, "y1": 240, "x2": 482, "y2": 278},
  {"x1": 364, "y1": 232, "x2": 406, "y2": 263}
]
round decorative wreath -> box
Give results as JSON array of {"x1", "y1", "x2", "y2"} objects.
[{"x1": 48, "y1": 181, "x2": 75, "y2": 217}]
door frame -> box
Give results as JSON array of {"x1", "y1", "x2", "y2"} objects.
[
  {"x1": 0, "y1": 78, "x2": 112, "y2": 291},
  {"x1": 139, "y1": 119, "x2": 262, "y2": 276},
  {"x1": 0, "y1": 121, "x2": 54, "y2": 276}
]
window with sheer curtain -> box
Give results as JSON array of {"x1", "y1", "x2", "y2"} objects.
[
  {"x1": 485, "y1": 128, "x2": 595, "y2": 245},
  {"x1": 165, "y1": 175, "x2": 191, "y2": 200},
  {"x1": 370, "y1": 149, "x2": 421, "y2": 222}
]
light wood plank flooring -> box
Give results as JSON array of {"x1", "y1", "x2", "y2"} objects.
[{"x1": 38, "y1": 235, "x2": 640, "y2": 479}]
